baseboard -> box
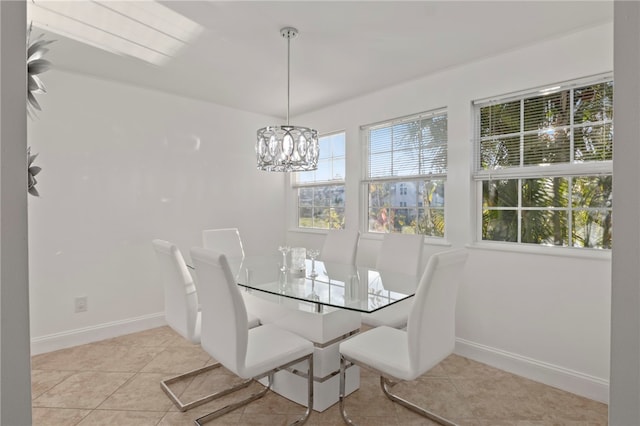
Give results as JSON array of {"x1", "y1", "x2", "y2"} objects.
[
  {"x1": 31, "y1": 312, "x2": 167, "y2": 355},
  {"x1": 455, "y1": 337, "x2": 609, "y2": 404}
]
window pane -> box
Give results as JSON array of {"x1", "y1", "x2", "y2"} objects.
[
  {"x1": 421, "y1": 180, "x2": 445, "y2": 208},
  {"x1": 574, "y1": 124, "x2": 613, "y2": 162},
  {"x1": 298, "y1": 207, "x2": 313, "y2": 228},
  {"x1": 393, "y1": 148, "x2": 421, "y2": 176},
  {"x1": 522, "y1": 177, "x2": 568, "y2": 208},
  {"x1": 523, "y1": 91, "x2": 571, "y2": 131},
  {"x1": 482, "y1": 209, "x2": 517, "y2": 242},
  {"x1": 521, "y1": 210, "x2": 568, "y2": 246},
  {"x1": 572, "y1": 176, "x2": 612, "y2": 208},
  {"x1": 389, "y1": 207, "x2": 417, "y2": 233},
  {"x1": 315, "y1": 159, "x2": 332, "y2": 181},
  {"x1": 298, "y1": 185, "x2": 345, "y2": 229},
  {"x1": 333, "y1": 158, "x2": 345, "y2": 180},
  {"x1": 298, "y1": 188, "x2": 313, "y2": 206},
  {"x1": 417, "y1": 208, "x2": 445, "y2": 237},
  {"x1": 329, "y1": 208, "x2": 345, "y2": 230},
  {"x1": 331, "y1": 186, "x2": 345, "y2": 207},
  {"x1": 572, "y1": 209, "x2": 612, "y2": 249},
  {"x1": 483, "y1": 179, "x2": 517, "y2": 208},
  {"x1": 330, "y1": 134, "x2": 346, "y2": 157},
  {"x1": 480, "y1": 101, "x2": 520, "y2": 137},
  {"x1": 314, "y1": 187, "x2": 330, "y2": 207},
  {"x1": 574, "y1": 82, "x2": 614, "y2": 124},
  {"x1": 312, "y1": 208, "x2": 330, "y2": 229},
  {"x1": 369, "y1": 152, "x2": 392, "y2": 178},
  {"x1": 370, "y1": 127, "x2": 392, "y2": 154},
  {"x1": 369, "y1": 183, "x2": 391, "y2": 208},
  {"x1": 523, "y1": 129, "x2": 571, "y2": 165},
  {"x1": 480, "y1": 136, "x2": 520, "y2": 170},
  {"x1": 297, "y1": 170, "x2": 316, "y2": 184},
  {"x1": 368, "y1": 207, "x2": 390, "y2": 233}
]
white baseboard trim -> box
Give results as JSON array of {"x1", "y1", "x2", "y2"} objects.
[
  {"x1": 31, "y1": 312, "x2": 167, "y2": 355},
  {"x1": 455, "y1": 337, "x2": 609, "y2": 404}
]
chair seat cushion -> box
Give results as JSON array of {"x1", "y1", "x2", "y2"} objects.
[
  {"x1": 361, "y1": 299, "x2": 411, "y2": 328},
  {"x1": 240, "y1": 324, "x2": 314, "y2": 379},
  {"x1": 340, "y1": 326, "x2": 417, "y2": 381}
]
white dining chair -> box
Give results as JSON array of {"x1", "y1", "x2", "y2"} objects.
[
  {"x1": 202, "y1": 227, "x2": 245, "y2": 264},
  {"x1": 190, "y1": 247, "x2": 315, "y2": 425},
  {"x1": 320, "y1": 229, "x2": 360, "y2": 265},
  {"x1": 361, "y1": 233, "x2": 424, "y2": 328},
  {"x1": 201, "y1": 227, "x2": 261, "y2": 328},
  {"x1": 339, "y1": 249, "x2": 468, "y2": 426},
  {"x1": 375, "y1": 232, "x2": 424, "y2": 276},
  {"x1": 152, "y1": 239, "x2": 254, "y2": 412}
]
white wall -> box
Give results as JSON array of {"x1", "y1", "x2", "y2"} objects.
[
  {"x1": 287, "y1": 23, "x2": 613, "y2": 402},
  {"x1": 28, "y1": 70, "x2": 285, "y2": 352}
]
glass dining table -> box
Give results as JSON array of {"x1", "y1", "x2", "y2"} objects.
[
  {"x1": 189, "y1": 254, "x2": 420, "y2": 412},
  {"x1": 232, "y1": 256, "x2": 418, "y2": 314}
]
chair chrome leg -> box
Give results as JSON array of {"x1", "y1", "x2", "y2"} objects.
[
  {"x1": 339, "y1": 355, "x2": 356, "y2": 425},
  {"x1": 194, "y1": 375, "x2": 271, "y2": 425},
  {"x1": 380, "y1": 376, "x2": 458, "y2": 426},
  {"x1": 195, "y1": 353, "x2": 315, "y2": 426},
  {"x1": 161, "y1": 363, "x2": 253, "y2": 412},
  {"x1": 290, "y1": 353, "x2": 314, "y2": 425}
]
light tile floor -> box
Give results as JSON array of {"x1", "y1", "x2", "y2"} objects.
[{"x1": 31, "y1": 326, "x2": 608, "y2": 426}]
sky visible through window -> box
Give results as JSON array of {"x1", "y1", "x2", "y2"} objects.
[{"x1": 297, "y1": 133, "x2": 345, "y2": 184}]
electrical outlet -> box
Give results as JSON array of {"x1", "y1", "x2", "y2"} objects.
[{"x1": 75, "y1": 296, "x2": 88, "y2": 313}]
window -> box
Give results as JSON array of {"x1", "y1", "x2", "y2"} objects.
[
  {"x1": 294, "y1": 132, "x2": 346, "y2": 229},
  {"x1": 473, "y1": 75, "x2": 613, "y2": 249},
  {"x1": 363, "y1": 109, "x2": 447, "y2": 236}
]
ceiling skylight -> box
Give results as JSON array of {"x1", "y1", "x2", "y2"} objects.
[{"x1": 27, "y1": 0, "x2": 204, "y2": 66}]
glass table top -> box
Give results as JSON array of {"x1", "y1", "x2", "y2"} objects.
[{"x1": 228, "y1": 256, "x2": 418, "y2": 314}]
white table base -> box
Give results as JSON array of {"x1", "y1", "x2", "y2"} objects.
[{"x1": 243, "y1": 291, "x2": 361, "y2": 412}]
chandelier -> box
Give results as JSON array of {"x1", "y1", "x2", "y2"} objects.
[{"x1": 256, "y1": 27, "x2": 319, "y2": 172}]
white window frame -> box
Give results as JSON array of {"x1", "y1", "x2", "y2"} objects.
[
  {"x1": 472, "y1": 73, "x2": 613, "y2": 250},
  {"x1": 361, "y1": 108, "x2": 448, "y2": 237},
  {"x1": 293, "y1": 131, "x2": 346, "y2": 231}
]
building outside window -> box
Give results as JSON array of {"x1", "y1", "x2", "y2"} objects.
[
  {"x1": 473, "y1": 75, "x2": 613, "y2": 249},
  {"x1": 294, "y1": 132, "x2": 346, "y2": 229},
  {"x1": 363, "y1": 109, "x2": 447, "y2": 236}
]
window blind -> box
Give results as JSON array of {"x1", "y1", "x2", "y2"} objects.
[
  {"x1": 364, "y1": 109, "x2": 447, "y2": 181},
  {"x1": 473, "y1": 75, "x2": 613, "y2": 180}
]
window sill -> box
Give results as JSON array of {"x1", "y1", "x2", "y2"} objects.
[
  {"x1": 466, "y1": 241, "x2": 612, "y2": 260},
  {"x1": 359, "y1": 232, "x2": 452, "y2": 247},
  {"x1": 287, "y1": 228, "x2": 334, "y2": 236}
]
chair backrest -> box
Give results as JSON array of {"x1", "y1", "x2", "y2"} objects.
[
  {"x1": 320, "y1": 230, "x2": 360, "y2": 265},
  {"x1": 202, "y1": 228, "x2": 245, "y2": 263},
  {"x1": 375, "y1": 233, "x2": 424, "y2": 277},
  {"x1": 406, "y1": 248, "x2": 468, "y2": 375},
  {"x1": 190, "y1": 247, "x2": 248, "y2": 375},
  {"x1": 152, "y1": 239, "x2": 199, "y2": 343}
]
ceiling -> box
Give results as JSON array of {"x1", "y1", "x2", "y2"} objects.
[{"x1": 29, "y1": 1, "x2": 613, "y2": 119}]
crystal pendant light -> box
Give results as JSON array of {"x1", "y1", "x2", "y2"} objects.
[{"x1": 256, "y1": 27, "x2": 319, "y2": 172}]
